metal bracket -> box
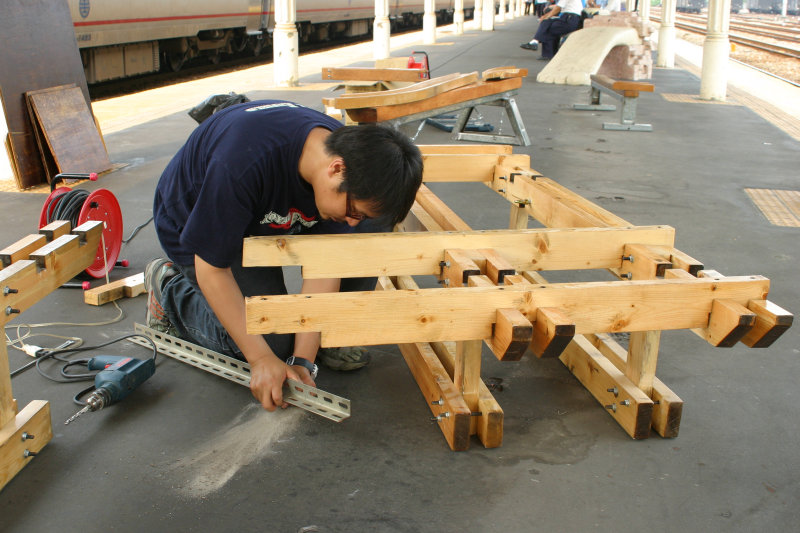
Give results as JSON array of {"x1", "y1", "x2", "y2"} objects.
[{"x1": 131, "y1": 324, "x2": 351, "y2": 422}]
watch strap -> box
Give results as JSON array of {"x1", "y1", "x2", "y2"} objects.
[{"x1": 286, "y1": 356, "x2": 318, "y2": 378}]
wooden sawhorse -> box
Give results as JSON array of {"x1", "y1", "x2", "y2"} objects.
[{"x1": 324, "y1": 68, "x2": 531, "y2": 146}]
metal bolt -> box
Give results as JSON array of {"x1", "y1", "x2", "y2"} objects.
[
  {"x1": 604, "y1": 403, "x2": 617, "y2": 413},
  {"x1": 3, "y1": 286, "x2": 18, "y2": 295},
  {"x1": 430, "y1": 398, "x2": 444, "y2": 406},
  {"x1": 653, "y1": 400, "x2": 661, "y2": 405},
  {"x1": 607, "y1": 387, "x2": 619, "y2": 397},
  {"x1": 620, "y1": 400, "x2": 631, "y2": 407},
  {"x1": 621, "y1": 272, "x2": 633, "y2": 280},
  {"x1": 23, "y1": 449, "x2": 37, "y2": 457},
  {"x1": 622, "y1": 255, "x2": 635, "y2": 263},
  {"x1": 497, "y1": 188, "x2": 506, "y2": 193},
  {"x1": 437, "y1": 278, "x2": 450, "y2": 286},
  {"x1": 498, "y1": 175, "x2": 507, "y2": 181},
  {"x1": 5, "y1": 306, "x2": 20, "y2": 315},
  {"x1": 439, "y1": 261, "x2": 450, "y2": 268},
  {"x1": 514, "y1": 198, "x2": 531, "y2": 206},
  {"x1": 21, "y1": 432, "x2": 34, "y2": 441},
  {"x1": 430, "y1": 412, "x2": 450, "y2": 422}
]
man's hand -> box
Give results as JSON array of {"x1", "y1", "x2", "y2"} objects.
[{"x1": 249, "y1": 355, "x2": 303, "y2": 411}]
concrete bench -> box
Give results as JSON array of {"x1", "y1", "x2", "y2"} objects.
[{"x1": 573, "y1": 74, "x2": 654, "y2": 131}]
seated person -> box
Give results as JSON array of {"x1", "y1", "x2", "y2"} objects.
[{"x1": 520, "y1": 0, "x2": 584, "y2": 60}]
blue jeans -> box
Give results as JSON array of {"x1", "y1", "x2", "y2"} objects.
[
  {"x1": 534, "y1": 13, "x2": 580, "y2": 58},
  {"x1": 160, "y1": 220, "x2": 387, "y2": 360}
]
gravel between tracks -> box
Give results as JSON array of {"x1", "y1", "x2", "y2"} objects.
[{"x1": 678, "y1": 30, "x2": 800, "y2": 85}]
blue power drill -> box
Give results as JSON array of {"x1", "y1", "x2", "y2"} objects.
[{"x1": 64, "y1": 355, "x2": 155, "y2": 425}]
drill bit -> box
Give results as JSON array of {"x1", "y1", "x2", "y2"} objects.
[{"x1": 64, "y1": 405, "x2": 92, "y2": 425}]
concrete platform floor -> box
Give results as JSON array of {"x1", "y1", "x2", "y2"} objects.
[{"x1": 2, "y1": 16, "x2": 799, "y2": 532}]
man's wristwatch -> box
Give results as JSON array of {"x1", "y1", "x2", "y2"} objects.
[{"x1": 286, "y1": 356, "x2": 318, "y2": 379}]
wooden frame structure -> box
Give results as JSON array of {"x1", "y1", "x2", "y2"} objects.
[
  {"x1": 1, "y1": 220, "x2": 102, "y2": 489},
  {"x1": 242, "y1": 145, "x2": 791, "y2": 450}
]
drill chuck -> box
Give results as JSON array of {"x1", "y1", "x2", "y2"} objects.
[{"x1": 84, "y1": 387, "x2": 111, "y2": 413}]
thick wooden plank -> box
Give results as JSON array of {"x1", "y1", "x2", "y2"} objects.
[
  {"x1": 530, "y1": 307, "x2": 575, "y2": 358},
  {"x1": 423, "y1": 153, "x2": 531, "y2": 182},
  {"x1": 378, "y1": 277, "x2": 472, "y2": 450},
  {"x1": 84, "y1": 272, "x2": 145, "y2": 306},
  {"x1": 242, "y1": 225, "x2": 676, "y2": 278},
  {"x1": 415, "y1": 185, "x2": 471, "y2": 231},
  {"x1": 39, "y1": 220, "x2": 72, "y2": 241},
  {"x1": 588, "y1": 333, "x2": 683, "y2": 438},
  {"x1": 27, "y1": 85, "x2": 111, "y2": 175},
  {"x1": 620, "y1": 243, "x2": 673, "y2": 280},
  {"x1": 481, "y1": 66, "x2": 528, "y2": 80},
  {"x1": 705, "y1": 299, "x2": 757, "y2": 347},
  {"x1": 443, "y1": 249, "x2": 481, "y2": 287},
  {"x1": 561, "y1": 336, "x2": 653, "y2": 439},
  {"x1": 246, "y1": 276, "x2": 771, "y2": 346},
  {"x1": 490, "y1": 170, "x2": 630, "y2": 229},
  {"x1": 427, "y1": 340, "x2": 503, "y2": 449},
  {"x1": 591, "y1": 74, "x2": 654, "y2": 94},
  {"x1": 0, "y1": 344, "x2": 14, "y2": 428},
  {"x1": 0, "y1": 0, "x2": 91, "y2": 188},
  {"x1": 489, "y1": 308, "x2": 533, "y2": 361},
  {"x1": 1, "y1": 222, "x2": 102, "y2": 326},
  {"x1": 741, "y1": 299, "x2": 793, "y2": 348},
  {"x1": 321, "y1": 67, "x2": 427, "y2": 82},
  {"x1": 0, "y1": 234, "x2": 47, "y2": 268},
  {"x1": 418, "y1": 144, "x2": 514, "y2": 155},
  {"x1": 323, "y1": 72, "x2": 478, "y2": 109},
  {"x1": 344, "y1": 77, "x2": 523, "y2": 122},
  {"x1": 0, "y1": 400, "x2": 53, "y2": 491}
]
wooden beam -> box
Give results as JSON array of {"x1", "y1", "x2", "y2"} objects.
[
  {"x1": 619, "y1": 243, "x2": 673, "y2": 280},
  {"x1": 1, "y1": 222, "x2": 102, "y2": 326},
  {"x1": 323, "y1": 72, "x2": 478, "y2": 109},
  {"x1": 422, "y1": 153, "x2": 530, "y2": 182},
  {"x1": 443, "y1": 249, "x2": 481, "y2": 287},
  {"x1": 418, "y1": 144, "x2": 514, "y2": 155},
  {"x1": 530, "y1": 307, "x2": 576, "y2": 358},
  {"x1": 488, "y1": 308, "x2": 533, "y2": 361},
  {"x1": 84, "y1": 273, "x2": 145, "y2": 306},
  {"x1": 377, "y1": 276, "x2": 472, "y2": 451},
  {"x1": 740, "y1": 299, "x2": 793, "y2": 348},
  {"x1": 704, "y1": 299, "x2": 757, "y2": 347},
  {"x1": 561, "y1": 336, "x2": 653, "y2": 439},
  {"x1": 0, "y1": 399, "x2": 53, "y2": 491},
  {"x1": 242, "y1": 225, "x2": 676, "y2": 278},
  {"x1": 321, "y1": 66, "x2": 427, "y2": 82},
  {"x1": 490, "y1": 169, "x2": 630, "y2": 228},
  {"x1": 0, "y1": 234, "x2": 47, "y2": 268},
  {"x1": 587, "y1": 333, "x2": 683, "y2": 438},
  {"x1": 342, "y1": 76, "x2": 522, "y2": 122},
  {"x1": 246, "y1": 276, "x2": 771, "y2": 346}
]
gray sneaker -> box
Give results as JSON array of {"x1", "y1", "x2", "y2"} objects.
[
  {"x1": 317, "y1": 346, "x2": 371, "y2": 371},
  {"x1": 144, "y1": 258, "x2": 178, "y2": 336}
]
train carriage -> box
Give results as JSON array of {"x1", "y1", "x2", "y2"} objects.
[{"x1": 70, "y1": 0, "x2": 458, "y2": 84}]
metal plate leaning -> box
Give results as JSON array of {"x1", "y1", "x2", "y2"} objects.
[{"x1": 131, "y1": 323, "x2": 351, "y2": 422}]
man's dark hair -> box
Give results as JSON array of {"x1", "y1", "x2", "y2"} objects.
[{"x1": 325, "y1": 124, "x2": 423, "y2": 226}]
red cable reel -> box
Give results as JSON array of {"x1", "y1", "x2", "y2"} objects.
[{"x1": 38, "y1": 174, "x2": 124, "y2": 279}]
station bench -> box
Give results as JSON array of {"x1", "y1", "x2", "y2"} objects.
[{"x1": 574, "y1": 74, "x2": 654, "y2": 131}]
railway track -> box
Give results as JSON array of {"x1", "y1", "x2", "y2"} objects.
[{"x1": 651, "y1": 14, "x2": 800, "y2": 59}]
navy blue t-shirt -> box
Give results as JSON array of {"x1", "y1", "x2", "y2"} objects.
[{"x1": 153, "y1": 100, "x2": 349, "y2": 268}]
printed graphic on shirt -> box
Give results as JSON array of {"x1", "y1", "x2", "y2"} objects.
[
  {"x1": 245, "y1": 102, "x2": 301, "y2": 113},
  {"x1": 260, "y1": 209, "x2": 318, "y2": 234}
]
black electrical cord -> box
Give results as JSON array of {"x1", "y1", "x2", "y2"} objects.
[
  {"x1": 122, "y1": 215, "x2": 153, "y2": 244},
  {"x1": 10, "y1": 334, "x2": 158, "y2": 395},
  {"x1": 45, "y1": 189, "x2": 90, "y2": 228}
]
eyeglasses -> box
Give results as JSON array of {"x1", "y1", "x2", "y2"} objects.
[{"x1": 345, "y1": 190, "x2": 369, "y2": 221}]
